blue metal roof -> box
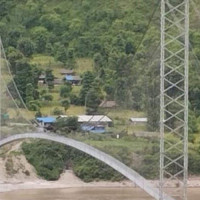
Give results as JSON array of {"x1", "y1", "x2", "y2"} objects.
[
  {"x1": 36, "y1": 117, "x2": 56, "y2": 123},
  {"x1": 65, "y1": 75, "x2": 73, "y2": 81},
  {"x1": 81, "y1": 125, "x2": 105, "y2": 133}
]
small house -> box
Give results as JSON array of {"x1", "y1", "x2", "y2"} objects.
[
  {"x1": 36, "y1": 117, "x2": 56, "y2": 128},
  {"x1": 130, "y1": 117, "x2": 148, "y2": 125},
  {"x1": 65, "y1": 75, "x2": 82, "y2": 85},
  {"x1": 81, "y1": 124, "x2": 106, "y2": 133},
  {"x1": 60, "y1": 69, "x2": 75, "y2": 75},
  {"x1": 38, "y1": 74, "x2": 46, "y2": 84},
  {"x1": 57, "y1": 115, "x2": 112, "y2": 133},
  {"x1": 99, "y1": 100, "x2": 117, "y2": 108},
  {"x1": 78, "y1": 115, "x2": 112, "y2": 124}
]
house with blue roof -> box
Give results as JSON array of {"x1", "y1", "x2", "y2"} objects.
[
  {"x1": 65, "y1": 75, "x2": 82, "y2": 85},
  {"x1": 36, "y1": 117, "x2": 56, "y2": 128},
  {"x1": 81, "y1": 124, "x2": 106, "y2": 133}
]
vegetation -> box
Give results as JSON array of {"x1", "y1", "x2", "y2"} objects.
[
  {"x1": 22, "y1": 140, "x2": 124, "y2": 182},
  {"x1": 1, "y1": 0, "x2": 200, "y2": 181}
]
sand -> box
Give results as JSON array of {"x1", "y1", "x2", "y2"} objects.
[{"x1": 0, "y1": 142, "x2": 199, "y2": 193}]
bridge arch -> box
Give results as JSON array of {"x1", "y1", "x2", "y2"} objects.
[{"x1": 0, "y1": 133, "x2": 174, "y2": 200}]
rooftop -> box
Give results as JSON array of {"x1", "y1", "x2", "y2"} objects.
[
  {"x1": 78, "y1": 115, "x2": 112, "y2": 123},
  {"x1": 39, "y1": 74, "x2": 46, "y2": 79},
  {"x1": 57, "y1": 115, "x2": 112, "y2": 123},
  {"x1": 99, "y1": 100, "x2": 117, "y2": 108},
  {"x1": 65, "y1": 75, "x2": 82, "y2": 81},
  {"x1": 130, "y1": 118, "x2": 148, "y2": 122},
  {"x1": 36, "y1": 117, "x2": 56, "y2": 123}
]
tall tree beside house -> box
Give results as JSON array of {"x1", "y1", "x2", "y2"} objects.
[
  {"x1": 93, "y1": 53, "x2": 104, "y2": 76},
  {"x1": 60, "y1": 84, "x2": 72, "y2": 98},
  {"x1": 61, "y1": 99, "x2": 70, "y2": 113},
  {"x1": 45, "y1": 69, "x2": 54, "y2": 89},
  {"x1": 17, "y1": 38, "x2": 35, "y2": 57},
  {"x1": 145, "y1": 60, "x2": 160, "y2": 131},
  {"x1": 86, "y1": 88, "x2": 101, "y2": 115},
  {"x1": 7, "y1": 47, "x2": 24, "y2": 74},
  {"x1": 26, "y1": 83, "x2": 34, "y2": 107},
  {"x1": 79, "y1": 71, "x2": 95, "y2": 105},
  {"x1": 14, "y1": 59, "x2": 34, "y2": 102},
  {"x1": 55, "y1": 43, "x2": 68, "y2": 64},
  {"x1": 109, "y1": 53, "x2": 134, "y2": 108},
  {"x1": 66, "y1": 48, "x2": 76, "y2": 68}
]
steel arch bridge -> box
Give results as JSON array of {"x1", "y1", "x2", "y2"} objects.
[{"x1": 0, "y1": 132, "x2": 174, "y2": 200}]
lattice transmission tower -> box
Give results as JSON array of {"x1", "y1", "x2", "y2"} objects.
[{"x1": 160, "y1": 0, "x2": 189, "y2": 200}]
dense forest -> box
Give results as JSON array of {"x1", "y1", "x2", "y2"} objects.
[{"x1": 1, "y1": 0, "x2": 200, "y2": 180}]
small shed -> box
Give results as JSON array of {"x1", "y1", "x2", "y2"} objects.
[
  {"x1": 38, "y1": 74, "x2": 46, "y2": 84},
  {"x1": 65, "y1": 75, "x2": 82, "y2": 85},
  {"x1": 81, "y1": 124, "x2": 106, "y2": 133},
  {"x1": 78, "y1": 115, "x2": 112, "y2": 127},
  {"x1": 60, "y1": 69, "x2": 75, "y2": 75},
  {"x1": 36, "y1": 117, "x2": 56, "y2": 127},
  {"x1": 99, "y1": 100, "x2": 117, "y2": 108},
  {"x1": 130, "y1": 117, "x2": 148, "y2": 125}
]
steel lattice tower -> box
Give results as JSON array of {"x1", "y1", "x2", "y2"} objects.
[{"x1": 160, "y1": 0, "x2": 189, "y2": 200}]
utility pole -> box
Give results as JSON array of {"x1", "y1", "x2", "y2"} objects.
[
  {"x1": 160, "y1": 1, "x2": 189, "y2": 200},
  {"x1": 0, "y1": 38, "x2": 2, "y2": 139}
]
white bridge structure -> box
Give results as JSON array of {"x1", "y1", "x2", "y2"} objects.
[{"x1": 0, "y1": 132, "x2": 174, "y2": 200}]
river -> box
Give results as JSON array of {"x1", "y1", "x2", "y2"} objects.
[{"x1": 0, "y1": 188, "x2": 199, "y2": 200}]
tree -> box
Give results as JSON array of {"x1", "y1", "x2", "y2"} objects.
[
  {"x1": 60, "y1": 85, "x2": 72, "y2": 98},
  {"x1": 30, "y1": 26, "x2": 49, "y2": 53},
  {"x1": 86, "y1": 88, "x2": 101, "y2": 114},
  {"x1": 8, "y1": 28, "x2": 24, "y2": 48},
  {"x1": 17, "y1": 38, "x2": 35, "y2": 57},
  {"x1": 79, "y1": 71, "x2": 95, "y2": 105},
  {"x1": 55, "y1": 44, "x2": 68, "y2": 64},
  {"x1": 55, "y1": 117, "x2": 79, "y2": 133},
  {"x1": 125, "y1": 40, "x2": 135, "y2": 55},
  {"x1": 93, "y1": 53, "x2": 104, "y2": 75},
  {"x1": 7, "y1": 47, "x2": 24, "y2": 74},
  {"x1": 145, "y1": 60, "x2": 160, "y2": 131},
  {"x1": 45, "y1": 69, "x2": 54, "y2": 89},
  {"x1": 26, "y1": 83, "x2": 34, "y2": 107},
  {"x1": 61, "y1": 99, "x2": 70, "y2": 113},
  {"x1": 66, "y1": 48, "x2": 76, "y2": 68},
  {"x1": 14, "y1": 59, "x2": 35, "y2": 102},
  {"x1": 43, "y1": 94, "x2": 53, "y2": 102}
]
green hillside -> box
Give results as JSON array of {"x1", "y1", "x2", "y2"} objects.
[{"x1": 1, "y1": 0, "x2": 200, "y2": 181}]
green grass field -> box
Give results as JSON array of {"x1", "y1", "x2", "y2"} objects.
[{"x1": 75, "y1": 58, "x2": 94, "y2": 74}]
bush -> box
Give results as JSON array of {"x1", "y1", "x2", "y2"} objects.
[
  {"x1": 22, "y1": 140, "x2": 125, "y2": 182},
  {"x1": 55, "y1": 116, "x2": 79, "y2": 133},
  {"x1": 22, "y1": 141, "x2": 68, "y2": 180},
  {"x1": 70, "y1": 94, "x2": 80, "y2": 105},
  {"x1": 52, "y1": 107, "x2": 64, "y2": 115}
]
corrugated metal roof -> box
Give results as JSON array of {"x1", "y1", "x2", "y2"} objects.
[
  {"x1": 65, "y1": 75, "x2": 81, "y2": 81},
  {"x1": 130, "y1": 118, "x2": 148, "y2": 122},
  {"x1": 99, "y1": 100, "x2": 117, "y2": 108},
  {"x1": 36, "y1": 117, "x2": 56, "y2": 123},
  {"x1": 57, "y1": 115, "x2": 112, "y2": 122},
  {"x1": 78, "y1": 115, "x2": 112, "y2": 122}
]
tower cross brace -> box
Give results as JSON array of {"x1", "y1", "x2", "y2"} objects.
[{"x1": 160, "y1": 0, "x2": 189, "y2": 200}]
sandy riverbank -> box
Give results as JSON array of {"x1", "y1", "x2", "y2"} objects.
[
  {"x1": 0, "y1": 142, "x2": 199, "y2": 193},
  {"x1": 0, "y1": 170, "x2": 200, "y2": 193},
  {"x1": 0, "y1": 170, "x2": 136, "y2": 193}
]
